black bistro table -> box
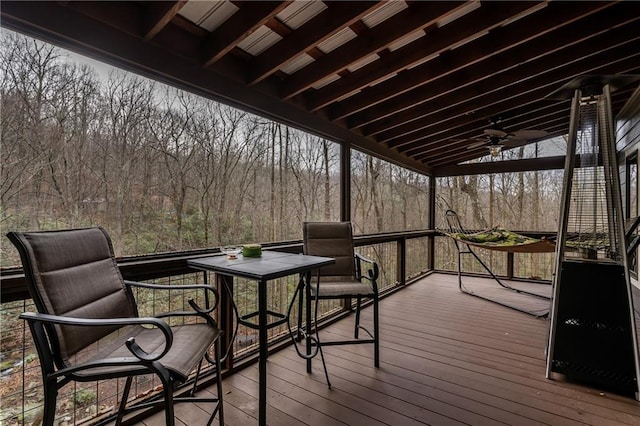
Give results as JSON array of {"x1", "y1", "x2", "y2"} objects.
[{"x1": 188, "y1": 250, "x2": 334, "y2": 426}]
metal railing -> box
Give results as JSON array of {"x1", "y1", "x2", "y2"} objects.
[{"x1": 0, "y1": 230, "x2": 436, "y2": 425}]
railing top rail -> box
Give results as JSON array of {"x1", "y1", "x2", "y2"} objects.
[{"x1": 1, "y1": 229, "x2": 437, "y2": 302}]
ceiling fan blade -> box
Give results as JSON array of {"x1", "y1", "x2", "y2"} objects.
[
  {"x1": 510, "y1": 129, "x2": 548, "y2": 140},
  {"x1": 503, "y1": 137, "x2": 534, "y2": 149},
  {"x1": 465, "y1": 139, "x2": 488, "y2": 149}
]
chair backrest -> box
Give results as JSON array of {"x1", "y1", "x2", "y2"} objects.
[
  {"x1": 445, "y1": 209, "x2": 464, "y2": 233},
  {"x1": 303, "y1": 222, "x2": 355, "y2": 279},
  {"x1": 7, "y1": 227, "x2": 136, "y2": 362},
  {"x1": 444, "y1": 210, "x2": 465, "y2": 250}
]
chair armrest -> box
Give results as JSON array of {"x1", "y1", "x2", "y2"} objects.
[
  {"x1": 125, "y1": 280, "x2": 219, "y2": 315},
  {"x1": 19, "y1": 311, "x2": 173, "y2": 362},
  {"x1": 354, "y1": 253, "x2": 379, "y2": 283}
]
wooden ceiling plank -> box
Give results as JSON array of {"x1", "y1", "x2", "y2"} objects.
[
  {"x1": 394, "y1": 74, "x2": 636, "y2": 159},
  {"x1": 143, "y1": 1, "x2": 187, "y2": 41},
  {"x1": 427, "y1": 129, "x2": 570, "y2": 168},
  {"x1": 304, "y1": 1, "x2": 541, "y2": 113},
  {"x1": 202, "y1": 1, "x2": 291, "y2": 67},
  {"x1": 409, "y1": 103, "x2": 571, "y2": 157},
  {"x1": 331, "y1": 1, "x2": 614, "y2": 122},
  {"x1": 414, "y1": 96, "x2": 630, "y2": 167},
  {"x1": 346, "y1": 2, "x2": 621, "y2": 129},
  {"x1": 369, "y1": 12, "x2": 640, "y2": 140},
  {"x1": 279, "y1": 1, "x2": 464, "y2": 101},
  {"x1": 406, "y1": 91, "x2": 631, "y2": 160},
  {"x1": 418, "y1": 118, "x2": 569, "y2": 165},
  {"x1": 247, "y1": 1, "x2": 383, "y2": 85},
  {"x1": 416, "y1": 126, "x2": 567, "y2": 165},
  {"x1": 378, "y1": 40, "x2": 640, "y2": 147},
  {"x1": 428, "y1": 100, "x2": 629, "y2": 170}
]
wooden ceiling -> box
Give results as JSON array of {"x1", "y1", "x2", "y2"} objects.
[{"x1": 2, "y1": 1, "x2": 640, "y2": 176}]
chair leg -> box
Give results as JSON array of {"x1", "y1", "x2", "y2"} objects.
[
  {"x1": 42, "y1": 379, "x2": 58, "y2": 426},
  {"x1": 374, "y1": 294, "x2": 380, "y2": 368},
  {"x1": 315, "y1": 334, "x2": 332, "y2": 389},
  {"x1": 201, "y1": 340, "x2": 225, "y2": 425},
  {"x1": 115, "y1": 377, "x2": 133, "y2": 426},
  {"x1": 214, "y1": 339, "x2": 224, "y2": 426},
  {"x1": 190, "y1": 359, "x2": 204, "y2": 397},
  {"x1": 312, "y1": 295, "x2": 332, "y2": 389},
  {"x1": 306, "y1": 282, "x2": 313, "y2": 374},
  {"x1": 161, "y1": 378, "x2": 175, "y2": 426}
]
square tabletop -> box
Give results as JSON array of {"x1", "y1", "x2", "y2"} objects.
[{"x1": 188, "y1": 250, "x2": 334, "y2": 281}]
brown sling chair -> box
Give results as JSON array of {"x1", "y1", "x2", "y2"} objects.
[
  {"x1": 7, "y1": 228, "x2": 224, "y2": 426},
  {"x1": 297, "y1": 222, "x2": 380, "y2": 388}
]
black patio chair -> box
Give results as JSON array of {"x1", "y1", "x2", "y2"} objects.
[
  {"x1": 7, "y1": 227, "x2": 224, "y2": 426},
  {"x1": 300, "y1": 221, "x2": 379, "y2": 388}
]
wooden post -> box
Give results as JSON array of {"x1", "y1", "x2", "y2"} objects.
[
  {"x1": 428, "y1": 175, "x2": 436, "y2": 270},
  {"x1": 397, "y1": 237, "x2": 406, "y2": 286},
  {"x1": 340, "y1": 144, "x2": 351, "y2": 222}
]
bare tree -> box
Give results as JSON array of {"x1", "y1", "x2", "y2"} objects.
[
  {"x1": 148, "y1": 89, "x2": 200, "y2": 250},
  {"x1": 100, "y1": 71, "x2": 155, "y2": 253},
  {"x1": 457, "y1": 174, "x2": 488, "y2": 229},
  {"x1": 0, "y1": 33, "x2": 63, "y2": 229}
]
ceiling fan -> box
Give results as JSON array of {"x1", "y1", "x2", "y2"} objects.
[{"x1": 465, "y1": 119, "x2": 548, "y2": 157}]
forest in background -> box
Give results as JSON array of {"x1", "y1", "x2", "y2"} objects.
[
  {"x1": 1, "y1": 30, "x2": 564, "y2": 269},
  {"x1": 0, "y1": 31, "x2": 434, "y2": 267},
  {"x1": 436, "y1": 165, "x2": 563, "y2": 232}
]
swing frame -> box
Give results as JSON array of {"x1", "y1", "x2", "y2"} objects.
[{"x1": 444, "y1": 209, "x2": 552, "y2": 318}]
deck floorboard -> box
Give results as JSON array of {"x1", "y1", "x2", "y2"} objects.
[{"x1": 133, "y1": 273, "x2": 640, "y2": 425}]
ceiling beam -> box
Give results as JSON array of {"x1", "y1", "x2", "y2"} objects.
[
  {"x1": 381, "y1": 48, "x2": 640, "y2": 149},
  {"x1": 402, "y1": 87, "x2": 633, "y2": 158},
  {"x1": 424, "y1": 93, "x2": 629, "y2": 167},
  {"x1": 143, "y1": 1, "x2": 187, "y2": 41},
  {"x1": 247, "y1": 1, "x2": 382, "y2": 85},
  {"x1": 279, "y1": 1, "x2": 463, "y2": 101},
  {"x1": 202, "y1": 1, "x2": 291, "y2": 67},
  {"x1": 426, "y1": 127, "x2": 569, "y2": 168},
  {"x1": 304, "y1": 1, "x2": 540, "y2": 113},
  {"x1": 331, "y1": 1, "x2": 614, "y2": 123},
  {"x1": 413, "y1": 115, "x2": 570, "y2": 164},
  {"x1": 407, "y1": 101, "x2": 573, "y2": 158},
  {"x1": 346, "y1": 2, "x2": 622, "y2": 130},
  {"x1": 372, "y1": 26, "x2": 640, "y2": 144}
]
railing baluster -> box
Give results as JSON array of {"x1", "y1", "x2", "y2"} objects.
[
  {"x1": 397, "y1": 237, "x2": 406, "y2": 286},
  {"x1": 507, "y1": 252, "x2": 515, "y2": 279}
]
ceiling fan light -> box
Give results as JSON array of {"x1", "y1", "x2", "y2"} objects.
[{"x1": 489, "y1": 144, "x2": 503, "y2": 157}]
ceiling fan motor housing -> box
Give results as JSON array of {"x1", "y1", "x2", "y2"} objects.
[{"x1": 484, "y1": 128, "x2": 509, "y2": 138}]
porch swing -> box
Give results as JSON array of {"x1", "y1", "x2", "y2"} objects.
[{"x1": 443, "y1": 209, "x2": 554, "y2": 318}]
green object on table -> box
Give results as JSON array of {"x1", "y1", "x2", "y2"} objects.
[{"x1": 243, "y1": 243, "x2": 262, "y2": 257}]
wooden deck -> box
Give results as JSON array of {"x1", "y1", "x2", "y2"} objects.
[{"x1": 138, "y1": 273, "x2": 640, "y2": 425}]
